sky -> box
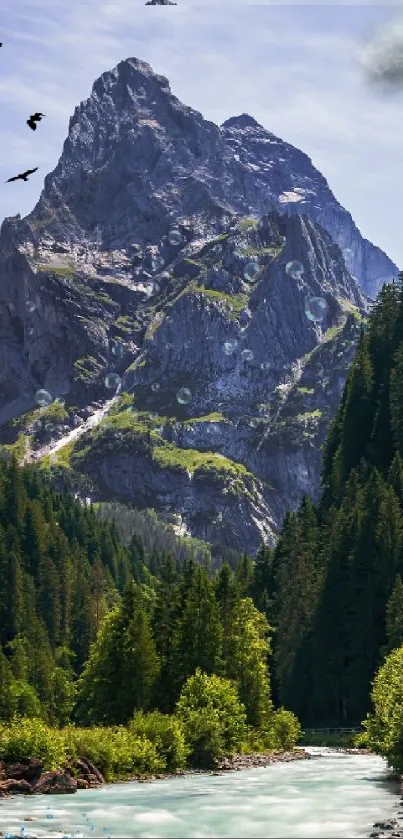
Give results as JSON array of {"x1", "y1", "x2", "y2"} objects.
[{"x1": 1, "y1": 2, "x2": 403, "y2": 267}]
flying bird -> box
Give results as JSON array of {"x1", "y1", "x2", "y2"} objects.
[
  {"x1": 6, "y1": 167, "x2": 38, "y2": 183},
  {"x1": 27, "y1": 112, "x2": 46, "y2": 131}
]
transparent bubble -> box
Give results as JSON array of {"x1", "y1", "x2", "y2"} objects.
[
  {"x1": 223, "y1": 339, "x2": 238, "y2": 356},
  {"x1": 35, "y1": 389, "x2": 52, "y2": 407},
  {"x1": 184, "y1": 340, "x2": 191, "y2": 349},
  {"x1": 304, "y1": 296, "x2": 328, "y2": 323},
  {"x1": 238, "y1": 310, "x2": 250, "y2": 328},
  {"x1": 243, "y1": 262, "x2": 260, "y2": 283},
  {"x1": 151, "y1": 255, "x2": 165, "y2": 273},
  {"x1": 168, "y1": 228, "x2": 182, "y2": 246},
  {"x1": 111, "y1": 342, "x2": 124, "y2": 358},
  {"x1": 151, "y1": 383, "x2": 160, "y2": 392},
  {"x1": 241, "y1": 348, "x2": 254, "y2": 362},
  {"x1": 285, "y1": 260, "x2": 304, "y2": 280},
  {"x1": 248, "y1": 418, "x2": 259, "y2": 428},
  {"x1": 260, "y1": 361, "x2": 271, "y2": 371},
  {"x1": 166, "y1": 342, "x2": 173, "y2": 350},
  {"x1": 27, "y1": 300, "x2": 36, "y2": 313},
  {"x1": 176, "y1": 387, "x2": 192, "y2": 405},
  {"x1": 104, "y1": 373, "x2": 121, "y2": 390}
]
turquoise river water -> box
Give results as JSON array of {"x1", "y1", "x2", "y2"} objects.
[{"x1": 0, "y1": 748, "x2": 399, "y2": 838}]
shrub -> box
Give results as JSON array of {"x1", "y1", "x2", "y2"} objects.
[
  {"x1": 263, "y1": 708, "x2": 302, "y2": 751},
  {"x1": 175, "y1": 669, "x2": 247, "y2": 768},
  {"x1": 63, "y1": 725, "x2": 164, "y2": 781},
  {"x1": 363, "y1": 645, "x2": 403, "y2": 772},
  {"x1": 128, "y1": 711, "x2": 189, "y2": 772},
  {"x1": 0, "y1": 717, "x2": 67, "y2": 770}
]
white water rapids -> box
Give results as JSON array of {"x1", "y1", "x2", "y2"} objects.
[{"x1": 0, "y1": 749, "x2": 399, "y2": 838}]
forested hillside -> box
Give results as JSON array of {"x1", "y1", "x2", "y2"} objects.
[
  {"x1": 268, "y1": 273, "x2": 403, "y2": 726},
  {"x1": 0, "y1": 459, "x2": 301, "y2": 772},
  {"x1": 4, "y1": 272, "x2": 403, "y2": 740}
]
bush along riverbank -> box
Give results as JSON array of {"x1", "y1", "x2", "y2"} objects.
[{"x1": 0, "y1": 671, "x2": 302, "y2": 798}]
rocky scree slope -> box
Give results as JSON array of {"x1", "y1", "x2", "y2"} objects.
[{"x1": 0, "y1": 57, "x2": 387, "y2": 555}]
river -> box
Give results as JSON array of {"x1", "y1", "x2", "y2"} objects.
[{"x1": 0, "y1": 749, "x2": 399, "y2": 839}]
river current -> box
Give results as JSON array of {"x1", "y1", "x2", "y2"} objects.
[{"x1": 0, "y1": 748, "x2": 398, "y2": 839}]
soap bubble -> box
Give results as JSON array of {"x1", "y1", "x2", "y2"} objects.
[
  {"x1": 238, "y1": 310, "x2": 250, "y2": 328},
  {"x1": 241, "y1": 348, "x2": 254, "y2": 362},
  {"x1": 35, "y1": 389, "x2": 52, "y2": 407},
  {"x1": 111, "y1": 342, "x2": 124, "y2": 358},
  {"x1": 176, "y1": 387, "x2": 192, "y2": 405},
  {"x1": 223, "y1": 339, "x2": 238, "y2": 355},
  {"x1": 285, "y1": 260, "x2": 304, "y2": 280},
  {"x1": 104, "y1": 373, "x2": 121, "y2": 390},
  {"x1": 27, "y1": 300, "x2": 36, "y2": 313},
  {"x1": 168, "y1": 228, "x2": 182, "y2": 246},
  {"x1": 243, "y1": 262, "x2": 260, "y2": 283},
  {"x1": 151, "y1": 383, "x2": 160, "y2": 392},
  {"x1": 248, "y1": 418, "x2": 259, "y2": 428},
  {"x1": 260, "y1": 361, "x2": 270, "y2": 371},
  {"x1": 152, "y1": 255, "x2": 165, "y2": 273},
  {"x1": 304, "y1": 296, "x2": 328, "y2": 323}
]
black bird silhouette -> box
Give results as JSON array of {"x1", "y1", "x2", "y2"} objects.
[
  {"x1": 27, "y1": 112, "x2": 46, "y2": 130},
  {"x1": 6, "y1": 167, "x2": 38, "y2": 183}
]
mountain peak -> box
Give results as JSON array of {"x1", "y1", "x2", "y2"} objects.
[{"x1": 221, "y1": 114, "x2": 263, "y2": 130}]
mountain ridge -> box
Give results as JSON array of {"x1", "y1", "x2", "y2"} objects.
[{"x1": 0, "y1": 56, "x2": 395, "y2": 555}]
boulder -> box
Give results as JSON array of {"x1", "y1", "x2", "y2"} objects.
[
  {"x1": 0, "y1": 778, "x2": 32, "y2": 796},
  {"x1": 29, "y1": 771, "x2": 77, "y2": 795},
  {"x1": 5, "y1": 758, "x2": 43, "y2": 782},
  {"x1": 66, "y1": 757, "x2": 105, "y2": 786},
  {"x1": 76, "y1": 778, "x2": 90, "y2": 789}
]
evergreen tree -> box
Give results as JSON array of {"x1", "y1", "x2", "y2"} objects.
[{"x1": 385, "y1": 575, "x2": 403, "y2": 653}]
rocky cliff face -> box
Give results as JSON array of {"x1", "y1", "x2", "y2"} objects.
[{"x1": 0, "y1": 57, "x2": 392, "y2": 556}]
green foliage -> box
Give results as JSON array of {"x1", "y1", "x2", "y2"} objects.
[
  {"x1": 175, "y1": 669, "x2": 247, "y2": 767},
  {"x1": 0, "y1": 455, "x2": 303, "y2": 777},
  {"x1": 225, "y1": 597, "x2": 273, "y2": 729},
  {"x1": 8, "y1": 681, "x2": 42, "y2": 719},
  {"x1": 236, "y1": 217, "x2": 259, "y2": 232},
  {"x1": 0, "y1": 717, "x2": 67, "y2": 769},
  {"x1": 63, "y1": 725, "x2": 164, "y2": 780},
  {"x1": 73, "y1": 355, "x2": 103, "y2": 383},
  {"x1": 263, "y1": 708, "x2": 302, "y2": 750},
  {"x1": 129, "y1": 711, "x2": 189, "y2": 771},
  {"x1": 363, "y1": 645, "x2": 403, "y2": 772}
]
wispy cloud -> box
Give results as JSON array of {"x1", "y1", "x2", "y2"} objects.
[{"x1": 360, "y1": 8, "x2": 403, "y2": 91}]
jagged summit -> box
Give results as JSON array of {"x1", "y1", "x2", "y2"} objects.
[
  {"x1": 221, "y1": 114, "x2": 263, "y2": 130},
  {"x1": 0, "y1": 56, "x2": 397, "y2": 553},
  {"x1": 22, "y1": 55, "x2": 397, "y2": 299}
]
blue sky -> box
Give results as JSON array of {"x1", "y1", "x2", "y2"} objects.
[{"x1": 1, "y1": 2, "x2": 403, "y2": 266}]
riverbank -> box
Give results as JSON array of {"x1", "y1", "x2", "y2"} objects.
[
  {"x1": 0, "y1": 748, "x2": 395, "y2": 839},
  {"x1": 0, "y1": 749, "x2": 309, "y2": 798},
  {"x1": 368, "y1": 777, "x2": 403, "y2": 839}
]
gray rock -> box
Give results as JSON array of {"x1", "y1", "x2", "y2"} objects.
[{"x1": 0, "y1": 56, "x2": 395, "y2": 554}]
